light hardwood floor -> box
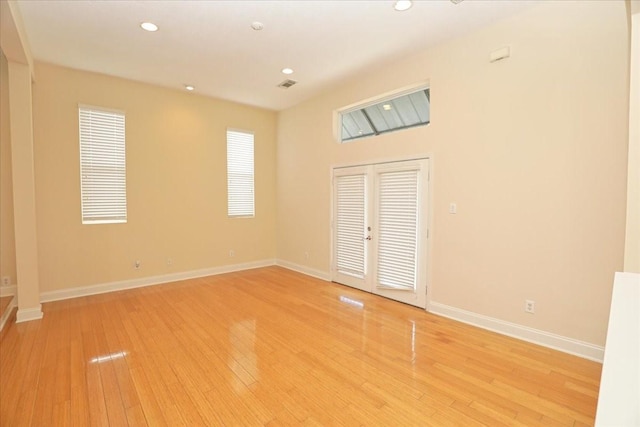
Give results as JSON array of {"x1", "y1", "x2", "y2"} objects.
[{"x1": 0, "y1": 266, "x2": 601, "y2": 426}]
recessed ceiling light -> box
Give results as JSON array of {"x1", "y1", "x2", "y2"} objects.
[
  {"x1": 184, "y1": 85, "x2": 195, "y2": 91},
  {"x1": 383, "y1": 104, "x2": 392, "y2": 111},
  {"x1": 251, "y1": 21, "x2": 264, "y2": 31},
  {"x1": 140, "y1": 22, "x2": 158, "y2": 32},
  {"x1": 281, "y1": 68, "x2": 294, "y2": 75},
  {"x1": 393, "y1": 1, "x2": 412, "y2": 11}
]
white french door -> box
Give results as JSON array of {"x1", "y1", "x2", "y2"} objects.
[{"x1": 332, "y1": 159, "x2": 429, "y2": 308}]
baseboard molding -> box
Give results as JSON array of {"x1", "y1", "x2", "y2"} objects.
[
  {"x1": 0, "y1": 285, "x2": 16, "y2": 297},
  {"x1": 428, "y1": 302, "x2": 604, "y2": 362},
  {"x1": 16, "y1": 305, "x2": 43, "y2": 323},
  {"x1": 0, "y1": 296, "x2": 17, "y2": 331},
  {"x1": 40, "y1": 259, "x2": 277, "y2": 303},
  {"x1": 276, "y1": 259, "x2": 331, "y2": 281},
  {"x1": 34, "y1": 261, "x2": 604, "y2": 361}
]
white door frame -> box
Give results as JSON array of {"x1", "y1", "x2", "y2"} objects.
[{"x1": 330, "y1": 156, "x2": 431, "y2": 309}]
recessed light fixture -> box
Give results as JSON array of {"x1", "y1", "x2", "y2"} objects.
[
  {"x1": 281, "y1": 68, "x2": 294, "y2": 75},
  {"x1": 184, "y1": 85, "x2": 195, "y2": 91},
  {"x1": 251, "y1": 21, "x2": 264, "y2": 31},
  {"x1": 140, "y1": 22, "x2": 158, "y2": 32},
  {"x1": 383, "y1": 104, "x2": 392, "y2": 111},
  {"x1": 393, "y1": 1, "x2": 412, "y2": 11}
]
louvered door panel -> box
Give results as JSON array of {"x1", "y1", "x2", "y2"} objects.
[
  {"x1": 376, "y1": 170, "x2": 419, "y2": 290},
  {"x1": 335, "y1": 174, "x2": 366, "y2": 277},
  {"x1": 332, "y1": 167, "x2": 369, "y2": 291},
  {"x1": 331, "y1": 159, "x2": 428, "y2": 307}
]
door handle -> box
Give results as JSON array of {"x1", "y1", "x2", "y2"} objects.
[{"x1": 365, "y1": 236, "x2": 372, "y2": 240}]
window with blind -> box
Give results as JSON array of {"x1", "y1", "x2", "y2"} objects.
[
  {"x1": 79, "y1": 106, "x2": 127, "y2": 224},
  {"x1": 227, "y1": 129, "x2": 255, "y2": 217}
]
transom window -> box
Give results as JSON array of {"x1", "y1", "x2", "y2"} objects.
[{"x1": 339, "y1": 86, "x2": 430, "y2": 143}]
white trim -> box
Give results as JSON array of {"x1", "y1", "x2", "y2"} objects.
[
  {"x1": 0, "y1": 285, "x2": 16, "y2": 297},
  {"x1": 40, "y1": 259, "x2": 276, "y2": 303},
  {"x1": 0, "y1": 296, "x2": 17, "y2": 331},
  {"x1": 428, "y1": 301, "x2": 604, "y2": 362},
  {"x1": 77, "y1": 103, "x2": 125, "y2": 115},
  {"x1": 276, "y1": 259, "x2": 331, "y2": 282},
  {"x1": 16, "y1": 305, "x2": 43, "y2": 323},
  {"x1": 337, "y1": 81, "x2": 430, "y2": 114},
  {"x1": 31, "y1": 259, "x2": 605, "y2": 362},
  {"x1": 331, "y1": 153, "x2": 432, "y2": 171},
  {"x1": 595, "y1": 272, "x2": 640, "y2": 426}
]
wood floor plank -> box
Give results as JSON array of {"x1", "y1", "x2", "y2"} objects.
[{"x1": 0, "y1": 266, "x2": 602, "y2": 426}]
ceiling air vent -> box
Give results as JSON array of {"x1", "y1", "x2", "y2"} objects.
[{"x1": 278, "y1": 79, "x2": 297, "y2": 89}]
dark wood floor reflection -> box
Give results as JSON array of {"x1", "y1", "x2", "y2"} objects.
[{"x1": 0, "y1": 266, "x2": 601, "y2": 426}]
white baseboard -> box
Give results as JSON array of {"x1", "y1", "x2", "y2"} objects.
[
  {"x1": 16, "y1": 305, "x2": 43, "y2": 323},
  {"x1": 428, "y1": 301, "x2": 604, "y2": 362},
  {"x1": 0, "y1": 296, "x2": 17, "y2": 331},
  {"x1": 276, "y1": 259, "x2": 331, "y2": 281},
  {"x1": 40, "y1": 259, "x2": 277, "y2": 303},
  {"x1": 33, "y1": 260, "x2": 603, "y2": 362},
  {"x1": 273, "y1": 264, "x2": 604, "y2": 361},
  {"x1": 0, "y1": 285, "x2": 16, "y2": 297}
]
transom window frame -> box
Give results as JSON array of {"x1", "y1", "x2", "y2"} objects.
[{"x1": 336, "y1": 82, "x2": 430, "y2": 144}]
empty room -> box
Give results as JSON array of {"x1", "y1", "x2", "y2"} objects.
[{"x1": 1, "y1": 0, "x2": 638, "y2": 426}]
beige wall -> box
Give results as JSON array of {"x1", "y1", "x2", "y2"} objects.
[
  {"x1": 625, "y1": 6, "x2": 640, "y2": 272},
  {"x1": 0, "y1": 50, "x2": 17, "y2": 286},
  {"x1": 277, "y1": 1, "x2": 629, "y2": 346},
  {"x1": 32, "y1": 63, "x2": 277, "y2": 293}
]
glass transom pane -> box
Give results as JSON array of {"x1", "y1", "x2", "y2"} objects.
[{"x1": 340, "y1": 87, "x2": 430, "y2": 143}]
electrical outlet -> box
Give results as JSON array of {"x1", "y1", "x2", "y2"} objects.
[
  {"x1": 2, "y1": 276, "x2": 10, "y2": 286},
  {"x1": 229, "y1": 249, "x2": 235, "y2": 257},
  {"x1": 304, "y1": 251, "x2": 309, "y2": 260},
  {"x1": 135, "y1": 260, "x2": 141, "y2": 269},
  {"x1": 525, "y1": 300, "x2": 535, "y2": 314},
  {"x1": 167, "y1": 258, "x2": 173, "y2": 266}
]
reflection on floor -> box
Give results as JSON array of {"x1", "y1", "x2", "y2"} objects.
[{"x1": 0, "y1": 266, "x2": 602, "y2": 426}]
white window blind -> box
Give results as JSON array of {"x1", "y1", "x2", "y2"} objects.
[
  {"x1": 227, "y1": 129, "x2": 255, "y2": 217},
  {"x1": 376, "y1": 169, "x2": 419, "y2": 290},
  {"x1": 335, "y1": 174, "x2": 366, "y2": 278},
  {"x1": 79, "y1": 106, "x2": 127, "y2": 224}
]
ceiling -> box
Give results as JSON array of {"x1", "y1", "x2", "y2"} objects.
[{"x1": 14, "y1": 0, "x2": 537, "y2": 111}]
